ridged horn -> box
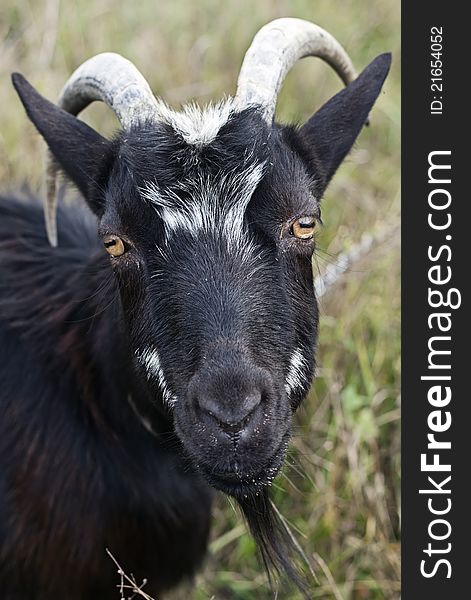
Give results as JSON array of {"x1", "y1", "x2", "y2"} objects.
[
  {"x1": 45, "y1": 52, "x2": 158, "y2": 246},
  {"x1": 234, "y1": 18, "x2": 357, "y2": 123}
]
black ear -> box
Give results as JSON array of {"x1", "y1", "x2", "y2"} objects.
[
  {"x1": 299, "y1": 53, "x2": 391, "y2": 186},
  {"x1": 11, "y1": 73, "x2": 113, "y2": 211}
]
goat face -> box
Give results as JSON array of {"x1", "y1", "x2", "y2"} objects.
[
  {"x1": 12, "y1": 53, "x2": 390, "y2": 498},
  {"x1": 108, "y1": 111, "x2": 320, "y2": 496}
]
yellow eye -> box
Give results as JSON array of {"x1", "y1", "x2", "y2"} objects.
[
  {"x1": 103, "y1": 234, "x2": 126, "y2": 257},
  {"x1": 291, "y1": 216, "x2": 317, "y2": 240}
]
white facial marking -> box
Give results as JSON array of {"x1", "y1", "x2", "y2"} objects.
[
  {"x1": 154, "y1": 98, "x2": 236, "y2": 147},
  {"x1": 135, "y1": 347, "x2": 176, "y2": 406},
  {"x1": 140, "y1": 160, "x2": 265, "y2": 250},
  {"x1": 285, "y1": 348, "x2": 309, "y2": 396}
]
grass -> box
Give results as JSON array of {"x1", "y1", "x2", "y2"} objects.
[{"x1": 0, "y1": 0, "x2": 400, "y2": 598}]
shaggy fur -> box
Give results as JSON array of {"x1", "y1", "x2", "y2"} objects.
[{"x1": 0, "y1": 53, "x2": 390, "y2": 598}]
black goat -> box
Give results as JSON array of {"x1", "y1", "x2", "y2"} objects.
[{"x1": 0, "y1": 18, "x2": 390, "y2": 599}]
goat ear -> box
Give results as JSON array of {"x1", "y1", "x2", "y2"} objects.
[
  {"x1": 299, "y1": 53, "x2": 391, "y2": 186},
  {"x1": 11, "y1": 73, "x2": 112, "y2": 211}
]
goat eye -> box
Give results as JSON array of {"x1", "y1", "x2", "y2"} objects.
[
  {"x1": 103, "y1": 234, "x2": 126, "y2": 257},
  {"x1": 290, "y1": 216, "x2": 316, "y2": 240}
]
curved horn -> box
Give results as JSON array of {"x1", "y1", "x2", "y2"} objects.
[
  {"x1": 45, "y1": 53, "x2": 158, "y2": 246},
  {"x1": 234, "y1": 18, "x2": 358, "y2": 123}
]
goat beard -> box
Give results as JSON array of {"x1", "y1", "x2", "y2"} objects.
[{"x1": 236, "y1": 488, "x2": 311, "y2": 598}]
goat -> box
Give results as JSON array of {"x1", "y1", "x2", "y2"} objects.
[{"x1": 0, "y1": 18, "x2": 390, "y2": 599}]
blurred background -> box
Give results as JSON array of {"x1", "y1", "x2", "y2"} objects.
[{"x1": 0, "y1": 0, "x2": 400, "y2": 598}]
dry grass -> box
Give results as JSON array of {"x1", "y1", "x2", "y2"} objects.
[{"x1": 0, "y1": 1, "x2": 400, "y2": 598}]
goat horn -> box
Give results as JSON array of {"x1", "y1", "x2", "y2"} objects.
[
  {"x1": 234, "y1": 18, "x2": 357, "y2": 123},
  {"x1": 45, "y1": 52, "x2": 158, "y2": 246}
]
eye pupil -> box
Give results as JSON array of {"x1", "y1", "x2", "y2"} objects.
[
  {"x1": 299, "y1": 220, "x2": 313, "y2": 228},
  {"x1": 103, "y1": 235, "x2": 126, "y2": 257},
  {"x1": 291, "y1": 216, "x2": 316, "y2": 240}
]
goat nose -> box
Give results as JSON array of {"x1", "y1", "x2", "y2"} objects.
[{"x1": 197, "y1": 390, "x2": 262, "y2": 432}]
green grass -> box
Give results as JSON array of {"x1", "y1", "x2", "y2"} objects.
[{"x1": 0, "y1": 1, "x2": 400, "y2": 598}]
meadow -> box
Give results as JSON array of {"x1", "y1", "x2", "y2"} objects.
[{"x1": 0, "y1": 0, "x2": 400, "y2": 598}]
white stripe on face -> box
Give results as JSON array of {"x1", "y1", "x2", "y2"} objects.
[
  {"x1": 135, "y1": 347, "x2": 176, "y2": 406},
  {"x1": 140, "y1": 161, "x2": 265, "y2": 248},
  {"x1": 284, "y1": 347, "x2": 309, "y2": 396}
]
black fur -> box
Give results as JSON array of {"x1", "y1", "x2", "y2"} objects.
[
  {"x1": 0, "y1": 196, "x2": 211, "y2": 597},
  {"x1": 1, "y1": 53, "x2": 391, "y2": 598}
]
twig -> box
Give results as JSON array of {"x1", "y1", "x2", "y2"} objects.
[
  {"x1": 314, "y1": 222, "x2": 399, "y2": 298},
  {"x1": 106, "y1": 549, "x2": 156, "y2": 600}
]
